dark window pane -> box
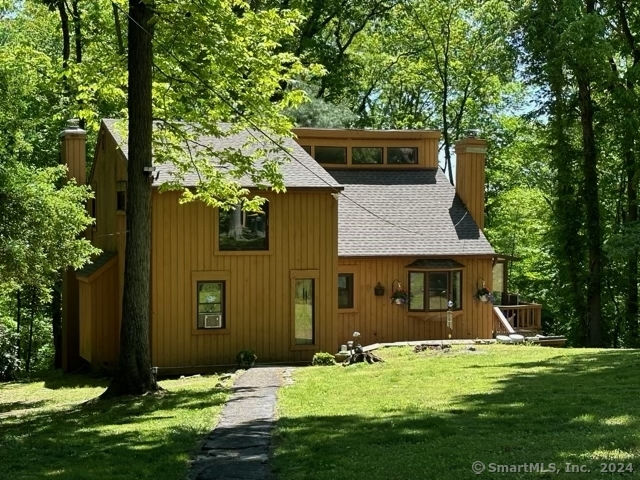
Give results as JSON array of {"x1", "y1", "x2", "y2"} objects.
[
  {"x1": 315, "y1": 146, "x2": 347, "y2": 164},
  {"x1": 294, "y1": 279, "x2": 314, "y2": 344},
  {"x1": 388, "y1": 147, "x2": 418, "y2": 164},
  {"x1": 219, "y1": 202, "x2": 269, "y2": 251},
  {"x1": 301, "y1": 145, "x2": 311, "y2": 154},
  {"x1": 409, "y1": 272, "x2": 425, "y2": 311},
  {"x1": 428, "y1": 272, "x2": 449, "y2": 311},
  {"x1": 338, "y1": 273, "x2": 354, "y2": 309},
  {"x1": 352, "y1": 147, "x2": 383, "y2": 165}
]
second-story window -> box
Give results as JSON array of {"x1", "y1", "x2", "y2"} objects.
[{"x1": 218, "y1": 202, "x2": 269, "y2": 251}]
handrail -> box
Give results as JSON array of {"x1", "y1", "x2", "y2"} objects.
[
  {"x1": 494, "y1": 303, "x2": 542, "y2": 331},
  {"x1": 493, "y1": 306, "x2": 515, "y2": 335}
]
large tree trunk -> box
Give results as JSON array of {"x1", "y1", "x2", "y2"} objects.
[
  {"x1": 549, "y1": 75, "x2": 587, "y2": 344},
  {"x1": 103, "y1": 0, "x2": 157, "y2": 397},
  {"x1": 577, "y1": 74, "x2": 603, "y2": 347},
  {"x1": 625, "y1": 147, "x2": 638, "y2": 346}
]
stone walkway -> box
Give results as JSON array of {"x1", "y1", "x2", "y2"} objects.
[{"x1": 188, "y1": 367, "x2": 284, "y2": 480}]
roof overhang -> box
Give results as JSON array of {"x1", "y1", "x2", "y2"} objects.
[{"x1": 293, "y1": 128, "x2": 441, "y2": 140}]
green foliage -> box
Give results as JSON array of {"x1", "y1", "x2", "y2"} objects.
[
  {"x1": 311, "y1": 352, "x2": 336, "y2": 366},
  {"x1": 0, "y1": 324, "x2": 20, "y2": 381},
  {"x1": 0, "y1": 162, "x2": 98, "y2": 293}
]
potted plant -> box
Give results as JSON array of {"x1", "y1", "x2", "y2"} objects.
[
  {"x1": 390, "y1": 289, "x2": 410, "y2": 305},
  {"x1": 474, "y1": 287, "x2": 495, "y2": 303},
  {"x1": 236, "y1": 350, "x2": 257, "y2": 368}
]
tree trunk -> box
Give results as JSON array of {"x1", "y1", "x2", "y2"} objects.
[
  {"x1": 26, "y1": 290, "x2": 36, "y2": 373},
  {"x1": 57, "y1": 1, "x2": 70, "y2": 69},
  {"x1": 577, "y1": 75, "x2": 603, "y2": 347},
  {"x1": 15, "y1": 289, "x2": 21, "y2": 359},
  {"x1": 52, "y1": 280, "x2": 63, "y2": 369},
  {"x1": 72, "y1": 0, "x2": 82, "y2": 63},
  {"x1": 625, "y1": 148, "x2": 639, "y2": 346},
  {"x1": 549, "y1": 76, "x2": 587, "y2": 345},
  {"x1": 103, "y1": 0, "x2": 158, "y2": 397}
]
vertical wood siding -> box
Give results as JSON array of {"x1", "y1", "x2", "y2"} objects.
[
  {"x1": 151, "y1": 190, "x2": 338, "y2": 367},
  {"x1": 78, "y1": 259, "x2": 120, "y2": 368},
  {"x1": 337, "y1": 256, "x2": 494, "y2": 347}
]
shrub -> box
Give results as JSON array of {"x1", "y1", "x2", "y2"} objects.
[
  {"x1": 0, "y1": 324, "x2": 20, "y2": 381},
  {"x1": 312, "y1": 352, "x2": 336, "y2": 366},
  {"x1": 236, "y1": 350, "x2": 257, "y2": 368}
]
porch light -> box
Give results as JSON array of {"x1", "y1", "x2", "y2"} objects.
[{"x1": 374, "y1": 282, "x2": 385, "y2": 296}]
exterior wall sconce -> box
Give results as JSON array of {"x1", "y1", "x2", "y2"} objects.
[{"x1": 374, "y1": 282, "x2": 385, "y2": 296}]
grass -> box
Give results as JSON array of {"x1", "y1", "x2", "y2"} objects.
[
  {"x1": 273, "y1": 345, "x2": 640, "y2": 480},
  {"x1": 0, "y1": 371, "x2": 231, "y2": 480}
]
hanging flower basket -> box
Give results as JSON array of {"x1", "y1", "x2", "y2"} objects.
[
  {"x1": 390, "y1": 280, "x2": 410, "y2": 305},
  {"x1": 474, "y1": 287, "x2": 495, "y2": 303}
]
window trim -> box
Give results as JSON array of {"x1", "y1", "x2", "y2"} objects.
[
  {"x1": 215, "y1": 199, "x2": 272, "y2": 256},
  {"x1": 290, "y1": 269, "x2": 319, "y2": 350},
  {"x1": 407, "y1": 269, "x2": 463, "y2": 313},
  {"x1": 191, "y1": 271, "x2": 231, "y2": 335}
]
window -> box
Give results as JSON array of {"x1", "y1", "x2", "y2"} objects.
[
  {"x1": 116, "y1": 181, "x2": 126, "y2": 211},
  {"x1": 338, "y1": 273, "x2": 354, "y2": 309},
  {"x1": 388, "y1": 147, "x2": 418, "y2": 164},
  {"x1": 196, "y1": 281, "x2": 225, "y2": 329},
  {"x1": 315, "y1": 146, "x2": 347, "y2": 164},
  {"x1": 352, "y1": 147, "x2": 383, "y2": 165},
  {"x1": 301, "y1": 145, "x2": 312, "y2": 155},
  {"x1": 219, "y1": 202, "x2": 269, "y2": 251},
  {"x1": 408, "y1": 270, "x2": 462, "y2": 312},
  {"x1": 294, "y1": 278, "x2": 314, "y2": 344}
]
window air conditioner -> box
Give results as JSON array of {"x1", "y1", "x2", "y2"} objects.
[{"x1": 203, "y1": 314, "x2": 222, "y2": 329}]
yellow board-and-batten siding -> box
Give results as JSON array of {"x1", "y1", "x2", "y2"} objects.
[
  {"x1": 76, "y1": 126, "x2": 127, "y2": 367},
  {"x1": 336, "y1": 256, "x2": 494, "y2": 347},
  {"x1": 151, "y1": 189, "x2": 339, "y2": 368},
  {"x1": 293, "y1": 128, "x2": 441, "y2": 169}
]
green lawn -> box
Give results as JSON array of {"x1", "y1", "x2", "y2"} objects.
[
  {"x1": 0, "y1": 372, "x2": 231, "y2": 480},
  {"x1": 273, "y1": 345, "x2": 640, "y2": 480}
]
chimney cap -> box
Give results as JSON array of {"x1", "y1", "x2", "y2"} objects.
[
  {"x1": 466, "y1": 129, "x2": 481, "y2": 138},
  {"x1": 60, "y1": 118, "x2": 86, "y2": 137}
]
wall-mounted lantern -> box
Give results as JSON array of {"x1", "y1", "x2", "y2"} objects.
[{"x1": 374, "y1": 282, "x2": 385, "y2": 296}]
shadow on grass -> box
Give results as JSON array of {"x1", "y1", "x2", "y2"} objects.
[
  {"x1": 0, "y1": 377, "x2": 230, "y2": 480},
  {"x1": 272, "y1": 350, "x2": 640, "y2": 480}
]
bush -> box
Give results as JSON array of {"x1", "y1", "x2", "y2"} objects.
[
  {"x1": 236, "y1": 350, "x2": 257, "y2": 368},
  {"x1": 312, "y1": 352, "x2": 336, "y2": 366},
  {"x1": 0, "y1": 324, "x2": 20, "y2": 381}
]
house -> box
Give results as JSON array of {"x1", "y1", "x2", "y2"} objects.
[{"x1": 60, "y1": 119, "x2": 541, "y2": 373}]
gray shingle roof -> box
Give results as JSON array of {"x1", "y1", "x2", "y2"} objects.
[
  {"x1": 330, "y1": 169, "x2": 495, "y2": 257},
  {"x1": 76, "y1": 251, "x2": 117, "y2": 278},
  {"x1": 102, "y1": 119, "x2": 340, "y2": 190}
]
